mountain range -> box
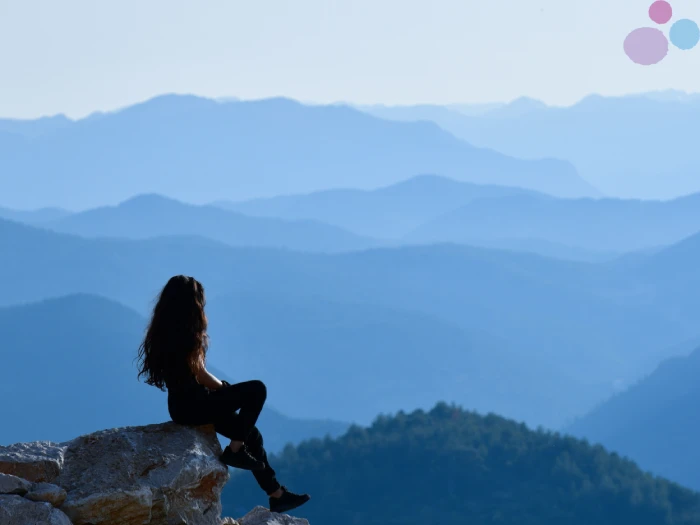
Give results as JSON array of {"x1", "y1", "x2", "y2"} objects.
[
  {"x1": 0, "y1": 95, "x2": 595, "y2": 210},
  {"x1": 3, "y1": 216, "x2": 700, "y2": 429},
  {"x1": 215, "y1": 174, "x2": 535, "y2": 239},
  {"x1": 38, "y1": 193, "x2": 376, "y2": 253},
  {"x1": 217, "y1": 174, "x2": 700, "y2": 255},
  {"x1": 360, "y1": 94, "x2": 700, "y2": 199}
]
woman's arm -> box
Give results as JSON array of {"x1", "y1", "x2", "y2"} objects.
[{"x1": 195, "y1": 355, "x2": 224, "y2": 390}]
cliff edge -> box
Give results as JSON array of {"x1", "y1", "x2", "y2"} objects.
[{"x1": 0, "y1": 422, "x2": 308, "y2": 525}]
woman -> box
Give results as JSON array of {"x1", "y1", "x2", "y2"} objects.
[{"x1": 137, "y1": 275, "x2": 310, "y2": 514}]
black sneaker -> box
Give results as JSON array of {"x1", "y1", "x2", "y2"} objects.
[
  {"x1": 269, "y1": 486, "x2": 311, "y2": 514},
  {"x1": 220, "y1": 446, "x2": 265, "y2": 471}
]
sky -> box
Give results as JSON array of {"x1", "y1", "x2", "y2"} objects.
[{"x1": 1, "y1": 0, "x2": 700, "y2": 118}]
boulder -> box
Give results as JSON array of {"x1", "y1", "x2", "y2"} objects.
[
  {"x1": 54, "y1": 422, "x2": 229, "y2": 525},
  {"x1": 25, "y1": 482, "x2": 68, "y2": 507},
  {"x1": 0, "y1": 473, "x2": 32, "y2": 496},
  {"x1": 0, "y1": 441, "x2": 66, "y2": 483},
  {"x1": 237, "y1": 507, "x2": 310, "y2": 525},
  {"x1": 0, "y1": 423, "x2": 309, "y2": 525},
  {"x1": 0, "y1": 494, "x2": 72, "y2": 525}
]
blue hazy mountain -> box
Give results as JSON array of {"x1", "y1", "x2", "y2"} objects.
[
  {"x1": 407, "y1": 192, "x2": 700, "y2": 253},
  {"x1": 362, "y1": 98, "x2": 547, "y2": 124},
  {"x1": 0, "y1": 114, "x2": 72, "y2": 139},
  {"x1": 481, "y1": 96, "x2": 549, "y2": 118},
  {"x1": 0, "y1": 205, "x2": 71, "y2": 224},
  {"x1": 567, "y1": 346, "x2": 700, "y2": 490},
  {"x1": 215, "y1": 174, "x2": 536, "y2": 239},
  {"x1": 0, "y1": 294, "x2": 167, "y2": 444},
  {"x1": 218, "y1": 173, "x2": 700, "y2": 257},
  {"x1": 0, "y1": 218, "x2": 578, "y2": 426},
  {"x1": 42, "y1": 193, "x2": 377, "y2": 253},
  {"x1": 3, "y1": 217, "x2": 699, "y2": 428},
  {"x1": 0, "y1": 294, "x2": 349, "y2": 451},
  {"x1": 361, "y1": 94, "x2": 700, "y2": 199},
  {"x1": 0, "y1": 95, "x2": 596, "y2": 210},
  {"x1": 204, "y1": 288, "x2": 581, "y2": 426}
]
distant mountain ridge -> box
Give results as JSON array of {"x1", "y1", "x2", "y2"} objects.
[
  {"x1": 3, "y1": 217, "x2": 700, "y2": 428},
  {"x1": 359, "y1": 93, "x2": 700, "y2": 199},
  {"x1": 216, "y1": 174, "x2": 538, "y2": 239},
  {"x1": 0, "y1": 94, "x2": 595, "y2": 210},
  {"x1": 216, "y1": 174, "x2": 700, "y2": 255},
  {"x1": 41, "y1": 193, "x2": 378, "y2": 253},
  {"x1": 0, "y1": 206, "x2": 71, "y2": 224},
  {"x1": 0, "y1": 114, "x2": 72, "y2": 139},
  {"x1": 568, "y1": 346, "x2": 700, "y2": 490},
  {"x1": 407, "y1": 191, "x2": 700, "y2": 252}
]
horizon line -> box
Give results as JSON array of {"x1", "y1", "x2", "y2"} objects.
[{"x1": 3, "y1": 88, "x2": 700, "y2": 122}]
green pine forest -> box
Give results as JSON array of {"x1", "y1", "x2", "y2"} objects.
[{"x1": 222, "y1": 403, "x2": 700, "y2": 525}]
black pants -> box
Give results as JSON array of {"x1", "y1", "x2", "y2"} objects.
[{"x1": 168, "y1": 379, "x2": 281, "y2": 495}]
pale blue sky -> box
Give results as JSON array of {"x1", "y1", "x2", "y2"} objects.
[{"x1": 1, "y1": 0, "x2": 699, "y2": 118}]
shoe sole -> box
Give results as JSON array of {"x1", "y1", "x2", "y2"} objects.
[
  {"x1": 269, "y1": 497, "x2": 311, "y2": 514},
  {"x1": 219, "y1": 457, "x2": 265, "y2": 471}
]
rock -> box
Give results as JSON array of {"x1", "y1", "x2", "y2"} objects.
[
  {"x1": 0, "y1": 423, "x2": 299, "y2": 525},
  {"x1": 0, "y1": 494, "x2": 72, "y2": 525},
  {"x1": 26, "y1": 482, "x2": 68, "y2": 507},
  {"x1": 0, "y1": 441, "x2": 66, "y2": 483},
  {"x1": 55, "y1": 422, "x2": 228, "y2": 525},
  {"x1": 0, "y1": 472, "x2": 32, "y2": 496},
  {"x1": 238, "y1": 506, "x2": 310, "y2": 525}
]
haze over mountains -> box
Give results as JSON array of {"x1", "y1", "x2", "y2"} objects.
[
  {"x1": 40, "y1": 194, "x2": 376, "y2": 253},
  {"x1": 361, "y1": 91, "x2": 700, "y2": 199},
  {"x1": 215, "y1": 175, "x2": 536, "y2": 239},
  {"x1": 3, "y1": 214, "x2": 700, "y2": 431},
  {"x1": 0, "y1": 95, "x2": 594, "y2": 210},
  {"x1": 0, "y1": 294, "x2": 349, "y2": 452},
  {"x1": 568, "y1": 346, "x2": 700, "y2": 491},
  {"x1": 217, "y1": 174, "x2": 700, "y2": 255},
  {"x1": 5, "y1": 90, "x2": 700, "y2": 501},
  {"x1": 7, "y1": 172, "x2": 700, "y2": 264}
]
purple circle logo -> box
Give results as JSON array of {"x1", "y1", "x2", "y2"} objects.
[{"x1": 624, "y1": 27, "x2": 669, "y2": 65}]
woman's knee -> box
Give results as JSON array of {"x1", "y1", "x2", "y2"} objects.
[{"x1": 249, "y1": 380, "x2": 267, "y2": 403}]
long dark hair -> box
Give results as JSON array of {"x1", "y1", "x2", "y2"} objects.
[{"x1": 137, "y1": 275, "x2": 209, "y2": 391}]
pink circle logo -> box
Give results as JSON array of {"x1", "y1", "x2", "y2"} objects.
[{"x1": 649, "y1": 1, "x2": 673, "y2": 24}]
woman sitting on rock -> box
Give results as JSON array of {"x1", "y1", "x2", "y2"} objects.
[{"x1": 136, "y1": 275, "x2": 310, "y2": 514}]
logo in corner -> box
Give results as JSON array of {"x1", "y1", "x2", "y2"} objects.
[{"x1": 624, "y1": 1, "x2": 699, "y2": 65}]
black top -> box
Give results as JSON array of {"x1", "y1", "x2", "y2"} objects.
[{"x1": 165, "y1": 371, "x2": 207, "y2": 398}]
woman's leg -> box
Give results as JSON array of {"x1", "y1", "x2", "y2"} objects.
[
  {"x1": 207, "y1": 379, "x2": 267, "y2": 443},
  {"x1": 245, "y1": 426, "x2": 282, "y2": 496}
]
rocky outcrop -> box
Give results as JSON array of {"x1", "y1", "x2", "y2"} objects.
[
  {"x1": 25, "y1": 482, "x2": 68, "y2": 507},
  {"x1": 0, "y1": 473, "x2": 32, "y2": 496},
  {"x1": 0, "y1": 494, "x2": 72, "y2": 525},
  {"x1": 0, "y1": 423, "x2": 309, "y2": 525},
  {"x1": 0, "y1": 441, "x2": 65, "y2": 483},
  {"x1": 237, "y1": 507, "x2": 310, "y2": 525}
]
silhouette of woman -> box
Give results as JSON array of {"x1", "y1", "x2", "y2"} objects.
[{"x1": 137, "y1": 275, "x2": 310, "y2": 514}]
